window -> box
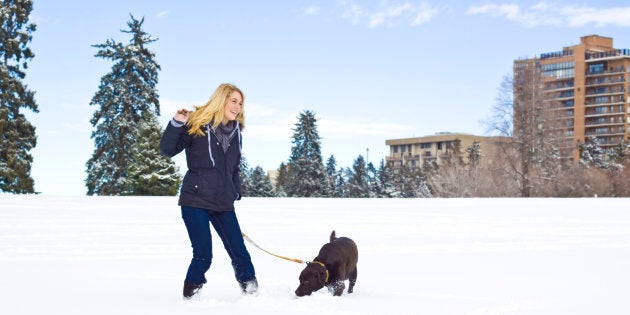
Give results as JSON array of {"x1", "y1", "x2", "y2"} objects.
[{"x1": 589, "y1": 63, "x2": 605, "y2": 74}]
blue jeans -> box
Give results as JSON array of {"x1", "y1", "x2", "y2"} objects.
[{"x1": 181, "y1": 206, "x2": 256, "y2": 285}]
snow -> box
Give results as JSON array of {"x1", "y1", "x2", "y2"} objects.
[{"x1": 1, "y1": 196, "x2": 629, "y2": 314}]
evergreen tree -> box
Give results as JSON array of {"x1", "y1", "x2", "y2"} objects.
[
  {"x1": 377, "y1": 160, "x2": 397, "y2": 198},
  {"x1": 325, "y1": 155, "x2": 337, "y2": 196},
  {"x1": 347, "y1": 155, "x2": 369, "y2": 198},
  {"x1": 0, "y1": 0, "x2": 38, "y2": 193},
  {"x1": 579, "y1": 136, "x2": 607, "y2": 169},
  {"x1": 332, "y1": 167, "x2": 348, "y2": 198},
  {"x1": 86, "y1": 15, "x2": 160, "y2": 195},
  {"x1": 249, "y1": 166, "x2": 276, "y2": 197},
  {"x1": 285, "y1": 110, "x2": 329, "y2": 197},
  {"x1": 465, "y1": 140, "x2": 483, "y2": 195},
  {"x1": 274, "y1": 162, "x2": 288, "y2": 197},
  {"x1": 466, "y1": 140, "x2": 482, "y2": 168},
  {"x1": 239, "y1": 156, "x2": 252, "y2": 197},
  {"x1": 395, "y1": 164, "x2": 431, "y2": 198},
  {"x1": 366, "y1": 161, "x2": 379, "y2": 198},
  {"x1": 609, "y1": 140, "x2": 628, "y2": 164},
  {"x1": 128, "y1": 113, "x2": 181, "y2": 195}
]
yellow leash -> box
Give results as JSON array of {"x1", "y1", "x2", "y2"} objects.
[
  {"x1": 241, "y1": 232, "x2": 306, "y2": 264},
  {"x1": 242, "y1": 232, "x2": 330, "y2": 283}
]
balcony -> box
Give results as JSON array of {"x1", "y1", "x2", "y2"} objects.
[
  {"x1": 541, "y1": 49, "x2": 574, "y2": 60},
  {"x1": 585, "y1": 79, "x2": 626, "y2": 87},
  {"x1": 585, "y1": 49, "x2": 630, "y2": 61},
  {"x1": 584, "y1": 110, "x2": 625, "y2": 118},
  {"x1": 584, "y1": 90, "x2": 625, "y2": 97},
  {"x1": 585, "y1": 67, "x2": 626, "y2": 77},
  {"x1": 582, "y1": 135, "x2": 626, "y2": 147}
]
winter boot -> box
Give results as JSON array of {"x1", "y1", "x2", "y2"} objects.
[
  {"x1": 183, "y1": 280, "x2": 203, "y2": 299},
  {"x1": 239, "y1": 277, "x2": 258, "y2": 295}
]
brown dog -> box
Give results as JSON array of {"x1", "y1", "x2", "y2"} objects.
[{"x1": 295, "y1": 230, "x2": 358, "y2": 297}]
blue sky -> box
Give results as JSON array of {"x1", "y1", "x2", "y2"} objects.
[{"x1": 22, "y1": 0, "x2": 630, "y2": 195}]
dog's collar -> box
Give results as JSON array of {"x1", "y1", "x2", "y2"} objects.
[{"x1": 311, "y1": 261, "x2": 329, "y2": 283}]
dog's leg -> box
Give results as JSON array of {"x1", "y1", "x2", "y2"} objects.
[
  {"x1": 327, "y1": 280, "x2": 345, "y2": 296},
  {"x1": 348, "y1": 267, "x2": 357, "y2": 293}
]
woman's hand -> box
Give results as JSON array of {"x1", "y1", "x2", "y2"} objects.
[{"x1": 174, "y1": 109, "x2": 190, "y2": 123}]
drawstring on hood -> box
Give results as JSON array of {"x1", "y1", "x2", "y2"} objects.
[{"x1": 206, "y1": 121, "x2": 241, "y2": 167}]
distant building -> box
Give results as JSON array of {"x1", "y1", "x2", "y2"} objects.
[
  {"x1": 385, "y1": 132, "x2": 505, "y2": 169},
  {"x1": 516, "y1": 34, "x2": 630, "y2": 161}
]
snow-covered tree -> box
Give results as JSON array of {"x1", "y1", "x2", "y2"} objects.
[
  {"x1": 579, "y1": 136, "x2": 607, "y2": 169},
  {"x1": 395, "y1": 164, "x2": 431, "y2": 198},
  {"x1": 86, "y1": 15, "x2": 160, "y2": 195},
  {"x1": 484, "y1": 66, "x2": 564, "y2": 197},
  {"x1": 274, "y1": 162, "x2": 288, "y2": 197},
  {"x1": 128, "y1": 113, "x2": 181, "y2": 195},
  {"x1": 325, "y1": 155, "x2": 337, "y2": 196},
  {"x1": 285, "y1": 110, "x2": 329, "y2": 197},
  {"x1": 377, "y1": 160, "x2": 397, "y2": 198},
  {"x1": 248, "y1": 166, "x2": 277, "y2": 197},
  {"x1": 0, "y1": 0, "x2": 38, "y2": 193},
  {"x1": 608, "y1": 140, "x2": 628, "y2": 164},
  {"x1": 466, "y1": 140, "x2": 481, "y2": 168},
  {"x1": 332, "y1": 167, "x2": 348, "y2": 198},
  {"x1": 347, "y1": 155, "x2": 369, "y2": 198},
  {"x1": 366, "y1": 161, "x2": 379, "y2": 198},
  {"x1": 239, "y1": 156, "x2": 252, "y2": 197}
]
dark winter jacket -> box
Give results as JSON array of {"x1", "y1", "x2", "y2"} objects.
[{"x1": 159, "y1": 119, "x2": 242, "y2": 212}]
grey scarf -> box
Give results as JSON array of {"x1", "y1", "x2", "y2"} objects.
[{"x1": 215, "y1": 121, "x2": 237, "y2": 153}]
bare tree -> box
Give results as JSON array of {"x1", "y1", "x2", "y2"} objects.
[{"x1": 484, "y1": 62, "x2": 564, "y2": 197}]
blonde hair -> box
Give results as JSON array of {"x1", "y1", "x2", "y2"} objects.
[{"x1": 187, "y1": 83, "x2": 245, "y2": 136}]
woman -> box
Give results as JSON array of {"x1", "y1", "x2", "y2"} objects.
[{"x1": 160, "y1": 83, "x2": 257, "y2": 299}]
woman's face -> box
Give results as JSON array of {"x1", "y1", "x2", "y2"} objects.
[{"x1": 222, "y1": 90, "x2": 243, "y2": 124}]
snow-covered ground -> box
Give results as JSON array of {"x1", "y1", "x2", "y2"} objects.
[{"x1": 1, "y1": 196, "x2": 629, "y2": 315}]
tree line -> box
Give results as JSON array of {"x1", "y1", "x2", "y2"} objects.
[{"x1": 2, "y1": 4, "x2": 629, "y2": 197}]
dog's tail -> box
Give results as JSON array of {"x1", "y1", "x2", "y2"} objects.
[{"x1": 330, "y1": 230, "x2": 336, "y2": 242}]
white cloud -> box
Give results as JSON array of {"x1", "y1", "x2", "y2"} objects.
[
  {"x1": 156, "y1": 10, "x2": 170, "y2": 19},
  {"x1": 342, "y1": 1, "x2": 440, "y2": 28},
  {"x1": 342, "y1": 4, "x2": 363, "y2": 25},
  {"x1": 466, "y1": 2, "x2": 630, "y2": 28},
  {"x1": 301, "y1": 5, "x2": 320, "y2": 16},
  {"x1": 411, "y1": 2, "x2": 440, "y2": 26}
]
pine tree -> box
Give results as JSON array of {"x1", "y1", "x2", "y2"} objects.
[
  {"x1": 325, "y1": 155, "x2": 337, "y2": 196},
  {"x1": 274, "y1": 162, "x2": 288, "y2": 197},
  {"x1": 86, "y1": 15, "x2": 160, "y2": 195},
  {"x1": 366, "y1": 161, "x2": 379, "y2": 198},
  {"x1": 466, "y1": 140, "x2": 482, "y2": 168},
  {"x1": 579, "y1": 136, "x2": 607, "y2": 169},
  {"x1": 609, "y1": 140, "x2": 628, "y2": 164},
  {"x1": 395, "y1": 163, "x2": 431, "y2": 198},
  {"x1": 248, "y1": 166, "x2": 277, "y2": 197},
  {"x1": 377, "y1": 160, "x2": 397, "y2": 198},
  {"x1": 285, "y1": 110, "x2": 329, "y2": 197},
  {"x1": 128, "y1": 113, "x2": 181, "y2": 195},
  {"x1": 0, "y1": 0, "x2": 38, "y2": 193},
  {"x1": 347, "y1": 155, "x2": 369, "y2": 197},
  {"x1": 239, "y1": 156, "x2": 252, "y2": 197}
]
